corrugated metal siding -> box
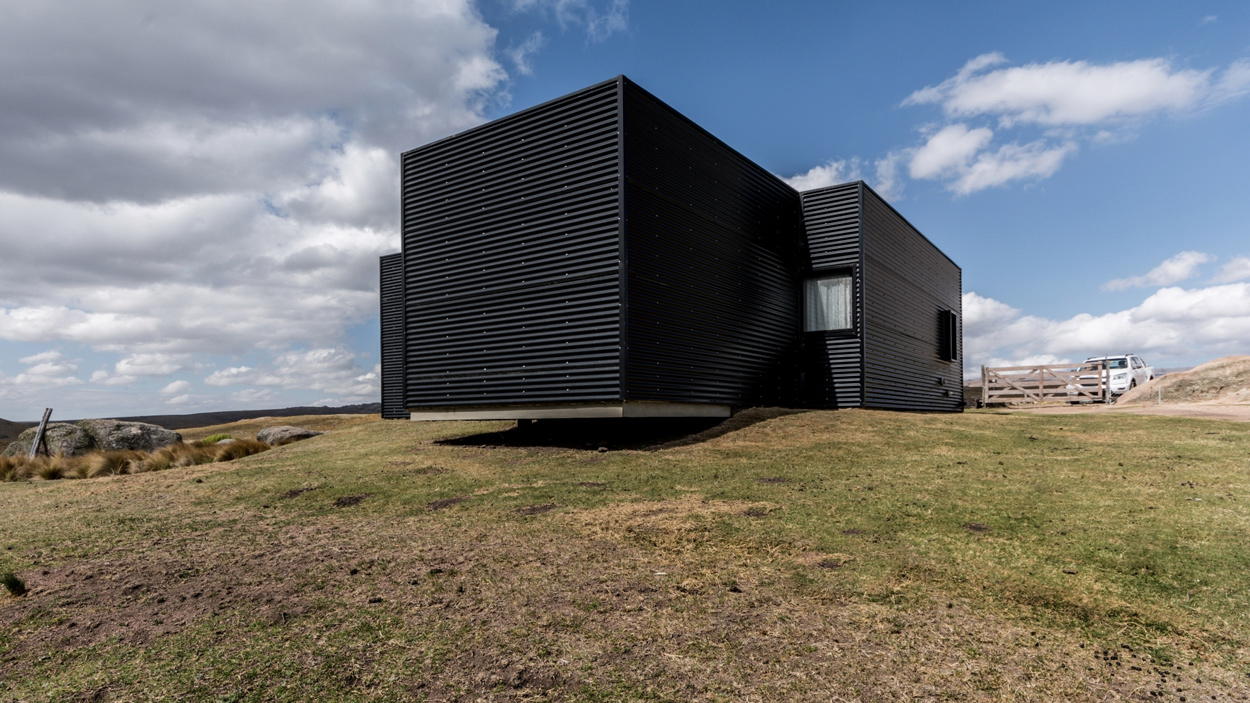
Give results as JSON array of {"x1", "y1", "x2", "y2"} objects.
[
  {"x1": 861, "y1": 187, "x2": 963, "y2": 411},
  {"x1": 621, "y1": 80, "x2": 802, "y2": 405},
  {"x1": 379, "y1": 253, "x2": 409, "y2": 419},
  {"x1": 401, "y1": 79, "x2": 624, "y2": 408},
  {"x1": 798, "y1": 182, "x2": 863, "y2": 408}
]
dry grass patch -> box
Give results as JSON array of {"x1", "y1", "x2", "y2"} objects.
[
  {"x1": 4, "y1": 410, "x2": 1250, "y2": 701},
  {"x1": 178, "y1": 413, "x2": 377, "y2": 442}
]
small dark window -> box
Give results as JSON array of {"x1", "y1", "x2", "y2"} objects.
[
  {"x1": 939, "y1": 309, "x2": 958, "y2": 361},
  {"x1": 804, "y1": 274, "x2": 853, "y2": 332}
]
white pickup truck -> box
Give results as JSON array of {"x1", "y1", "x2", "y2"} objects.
[{"x1": 1083, "y1": 354, "x2": 1155, "y2": 399}]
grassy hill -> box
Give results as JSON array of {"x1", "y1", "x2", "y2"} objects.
[
  {"x1": 2, "y1": 409, "x2": 1249, "y2": 701},
  {"x1": 1120, "y1": 355, "x2": 1250, "y2": 406}
]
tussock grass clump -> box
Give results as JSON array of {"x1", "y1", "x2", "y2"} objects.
[
  {"x1": 1, "y1": 571, "x2": 27, "y2": 597},
  {"x1": 33, "y1": 454, "x2": 70, "y2": 480},
  {"x1": 214, "y1": 438, "x2": 269, "y2": 462},
  {"x1": 85, "y1": 450, "x2": 144, "y2": 478},
  {"x1": 0, "y1": 456, "x2": 26, "y2": 482},
  {"x1": 0, "y1": 438, "x2": 275, "y2": 484}
]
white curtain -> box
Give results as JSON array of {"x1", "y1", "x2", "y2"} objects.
[{"x1": 804, "y1": 275, "x2": 852, "y2": 332}]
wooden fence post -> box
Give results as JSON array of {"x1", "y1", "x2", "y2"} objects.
[{"x1": 28, "y1": 408, "x2": 52, "y2": 460}]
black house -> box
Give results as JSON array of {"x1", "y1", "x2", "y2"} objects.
[{"x1": 381, "y1": 76, "x2": 962, "y2": 420}]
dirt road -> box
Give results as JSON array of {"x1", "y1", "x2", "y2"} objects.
[{"x1": 1005, "y1": 402, "x2": 1250, "y2": 422}]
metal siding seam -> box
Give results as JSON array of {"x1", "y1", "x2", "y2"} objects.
[
  {"x1": 402, "y1": 81, "x2": 622, "y2": 407},
  {"x1": 616, "y1": 76, "x2": 630, "y2": 402},
  {"x1": 857, "y1": 181, "x2": 867, "y2": 408}
]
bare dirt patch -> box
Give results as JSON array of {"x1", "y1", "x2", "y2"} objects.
[
  {"x1": 965, "y1": 522, "x2": 991, "y2": 533},
  {"x1": 3, "y1": 500, "x2": 1248, "y2": 701},
  {"x1": 425, "y1": 496, "x2": 467, "y2": 511},
  {"x1": 1009, "y1": 402, "x2": 1250, "y2": 422},
  {"x1": 514, "y1": 503, "x2": 558, "y2": 516},
  {"x1": 282, "y1": 486, "x2": 317, "y2": 499},
  {"x1": 562, "y1": 496, "x2": 777, "y2": 541},
  {"x1": 333, "y1": 493, "x2": 370, "y2": 508}
]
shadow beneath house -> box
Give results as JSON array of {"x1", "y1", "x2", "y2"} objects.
[{"x1": 435, "y1": 407, "x2": 809, "y2": 452}]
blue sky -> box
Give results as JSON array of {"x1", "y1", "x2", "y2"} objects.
[{"x1": 1, "y1": 1, "x2": 1248, "y2": 420}]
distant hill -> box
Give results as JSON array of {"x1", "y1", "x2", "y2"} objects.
[
  {"x1": 0, "y1": 417, "x2": 35, "y2": 443},
  {"x1": 1118, "y1": 356, "x2": 1250, "y2": 405},
  {"x1": 0, "y1": 403, "x2": 382, "y2": 435}
]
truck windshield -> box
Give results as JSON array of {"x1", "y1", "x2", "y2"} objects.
[{"x1": 1104, "y1": 358, "x2": 1128, "y2": 369}]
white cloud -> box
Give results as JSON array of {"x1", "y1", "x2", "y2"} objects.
[
  {"x1": 1102, "y1": 251, "x2": 1214, "y2": 291},
  {"x1": 89, "y1": 370, "x2": 137, "y2": 387},
  {"x1": 948, "y1": 139, "x2": 1077, "y2": 194},
  {"x1": 160, "y1": 380, "x2": 193, "y2": 396},
  {"x1": 1210, "y1": 59, "x2": 1250, "y2": 105},
  {"x1": 0, "y1": 0, "x2": 527, "y2": 417},
  {"x1": 892, "y1": 53, "x2": 1250, "y2": 195},
  {"x1": 508, "y1": 31, "x2": 547, "y2": 76},
  {"x1": 513, "y1": 0, "x2": 628, "y2": 42},
  {"x1": 117, "y1": 353, "x2": 189, "y2": 377},
  {"x1": 1213, "y1": 256, "x2": 1250, "y2": 284},
  {"x1": 229, "y1": 388, "x2": 281, "y2": 406},
  {"x1": 908, "y1": 124, "x2": 994, "y2": 179},
  {"x1": 872, "y1": 152, "x2": 906, "y2": 201},
  {"x1": 782, "y1": 154, "x2": 904, "y2": 200},
  {"x1": 204, "y1": 348, "x2": 377, "y2": 404},
  {"x1": 905, "y1": 53, "x2": 1216, "y2": 127},
  {"x1": 3, "y1": 350, "x2": 84, "y2": 390},
  {"x1": 19, "y1": 350, "x2": 64, "y2": 366},
  {"x1": 963, "y1": 282, "x2": 1250, "y2": 376},
  {"x1": 782, "y1": 159, "x2": 862, "y2": 191},
  {"x1": 204, "y1": 367, "x2": 256, "y2": 387}
]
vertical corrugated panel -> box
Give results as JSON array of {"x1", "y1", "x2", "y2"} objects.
[
  {"x1": 861, "y1": 187, "x2": 963, "y2": 411},
  {"x1": 401, "y1": 79, "x2": 624, "y2": 408},
  {"x1": 379, "y1": 253, "x2": 409, "y2": 419},
  {"x1": 621, "y1": 79, "x2": 802, "y2": 405},
  {"x1": 798, "y1": 182, "x2": 863, "y2": 408}
]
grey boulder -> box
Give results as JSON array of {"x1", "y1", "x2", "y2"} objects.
[
  {"x1": 76, "y1": 419, "x2": 182, "y2": 452},
  {"x1": 3, "y1": 423, "x2": 95, "y2": 457},
  {"x1": 257, "y1": 426, "x2": 322, "y2": 445}
]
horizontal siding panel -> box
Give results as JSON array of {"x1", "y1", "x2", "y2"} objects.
[
  {"x1": 861, "y1": 188, "x2": 962, "y2": 412},
  {"x1": 622, "y1": 80, "x2": 802, "y2": 406},
  {"x1": 380, "y1": 253, "x2": 409, "y2": 419},
  {"x1": 799, "y1": 182, "x2": 864, "y2": 408},
  {"x1": 401, "y1": 79, "x2": 623, "y2": 408}
]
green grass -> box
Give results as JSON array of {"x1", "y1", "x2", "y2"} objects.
[{"x1": 1, "y1": 409, "x2": 1249, "y2": 701}]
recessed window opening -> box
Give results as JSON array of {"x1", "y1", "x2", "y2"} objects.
[
  {"x1": 804, "y1": 274, "x2": 853, "y2": 332},
  {"x1": 939, "y1": 309, "x2": 958, "y2": 361}
]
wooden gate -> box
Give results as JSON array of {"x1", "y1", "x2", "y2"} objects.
[{"x1": 981, "y1": 362, "x2": 1107, "y2": 405}]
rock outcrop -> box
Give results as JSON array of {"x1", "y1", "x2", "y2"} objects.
[
  {"x1": 256, "y1": 426, "x2": 322, "y2": 445},
  {"x1": 3, "y1": 423, "x2": 94, "y2": 457},
  {"x1": 2, "y1": 419, "x2": 182, "y2": 457},
  {"x1": 76, "y1": 419, "x2": 182, "y2": 452}
]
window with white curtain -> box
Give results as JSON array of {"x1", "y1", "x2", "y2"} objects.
[{"x1": 804, "y1": 274, "x2": 853, "y2": 332}]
